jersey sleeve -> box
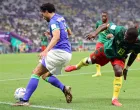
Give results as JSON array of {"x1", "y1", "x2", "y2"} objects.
[
  {"x1": 50, "y1": 21, "x2": 60, "y2": 32},
  {"x1": 65, "y1": 23, "x2": 70, "y2": 30},
  {"x1": 95, "y1": 21, "x2": 99, "y2": 29},
  {"x1": 107, "y1": 24, "x2": 125, "y2": 37}
]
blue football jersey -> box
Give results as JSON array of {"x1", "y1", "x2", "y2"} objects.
[{"x1": 49, "y1": 14, "x2": 71, "y2": 53}]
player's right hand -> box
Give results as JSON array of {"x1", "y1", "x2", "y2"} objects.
[
  {"x1": 44, "y1": 31, "x2": 50, "y2": 37},
  {"x1": 86, "y1": 32, "x2": 97, "y2": 40},
  {"x1": 39, "y1": 51, "x2": 47, "y2": 59},
  {"x1": 123, "y1": 68, "x2": 128, "y2": 80}
]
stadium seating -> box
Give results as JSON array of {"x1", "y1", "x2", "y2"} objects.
[{"x1": 0, "y1": 0, "x2": 140, "y2": 44}]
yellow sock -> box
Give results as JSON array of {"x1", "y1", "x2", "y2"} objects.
[
  {"x1": 96, "y1": 64, "x2": 101, "y2": 73},
  {"x1": 113, "y1": 76, "x2": 122, "y2": 99},
  {"x1": 76, "y1": 57, "x2": 88, "y2": 69},
  {"x1": 138, "y1": 54, "x2": 140, "y2": 59}
]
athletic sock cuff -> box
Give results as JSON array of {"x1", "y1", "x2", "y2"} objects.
[
  {"x1": 45, "y1": 77, "x2": 50, "y2": 82},
  {"x1": 115, "y1": 76, "x2": 122, "y2": 79},
  {"x1": 31, "y1": 74, "x2": 40, "y2": 80}
]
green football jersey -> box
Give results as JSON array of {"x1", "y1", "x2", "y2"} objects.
[
  {"x1": 104, "y1": 24, "x2": 140, "y2": 59},
  {"x1": 96, "y1": 20, "x2": 114, "y2": 44},
  {"x1": 41, "y1": 36, "x2": 48, "y2": 46},
  {"x1": 78, "y1": 40, "x2": 83, "y2": 46}
]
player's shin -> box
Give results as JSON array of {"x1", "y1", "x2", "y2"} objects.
[
  {"x1": 22, "y1": 74, "x2": 40, "y2": 101},
  {"x1": 112, "y1": 76, "x2": 122, "y2": 100},
  {"x1": 92, "y1": 64, "x2": 101, "y2": 77},
  {"x1": 76, "y1": 57, "x2": 91, "y2": 69},
  {"x1": 45, "y1": 76, "x2": 64, "y2": 91},
  {"x1": 96, "y1": 64, "x2": 101, "y2": 73},
  {"x1": 44, "y1": 75, "x2": 72, "y2": 103}
]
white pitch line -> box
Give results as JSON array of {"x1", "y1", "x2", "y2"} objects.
[
  {"x1": 0, "y1": 101, "x2": 72, "y2": 110},
  {"x1": 0, "y1": 78, "x2": 29, "y2": 82},
  {"x1": 0, "y1": 68, "x2": 140, "y2": 82}
]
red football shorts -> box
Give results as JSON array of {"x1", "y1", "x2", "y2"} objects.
[
  {"x1": 41, "y1": 45, "x2": 46, "y2": 51},
  {"x1": 79, "y1": 45, "x2": 83, "y2": 48},
  {"x1": 95, "y1": 42, "x2": 104, "y2": 50},
  {"x1": 90, "y1": 47, "x2": 125, "y2": 68}
]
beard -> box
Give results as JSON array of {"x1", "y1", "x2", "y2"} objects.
[
  {"x1": 43, "y1": 17, "x2": 50, "y2": 22},
  {"x1": 102, "y1": 19, "x2": 107, "y2": 23}
]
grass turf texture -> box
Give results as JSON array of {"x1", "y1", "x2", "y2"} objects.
[{"x1": 0, "y1": 52, "x2": 140, "y2": 110}]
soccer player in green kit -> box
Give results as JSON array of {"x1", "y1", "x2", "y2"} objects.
[
  {"x1": 40, "y1": 33, "x2": 48, "y2": 51},
  {"x1": 92, "y1": 12, "x2": 114, "y2": 77},
  {"x1": 65, "y1": 23, "x2": 139, "y2": 106},
  {"x1": 65, "y1": 12, "x2": 114, "y2": 77}
]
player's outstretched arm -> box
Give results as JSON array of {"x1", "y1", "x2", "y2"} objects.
[
  {"x1": 86, "y1": 24, "x2": 109, "y2": 40},
  {"x1": 123, "y1": 52, "x2": 138, "y2": 80}
]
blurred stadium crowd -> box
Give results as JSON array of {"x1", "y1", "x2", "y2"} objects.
[{"x1": 0, "y1": 0, "x2": 140, "y2": 53}]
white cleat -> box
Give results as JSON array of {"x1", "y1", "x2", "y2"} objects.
[{"x1": 12, "y1": 101, "x2": 30, "y2": 106}]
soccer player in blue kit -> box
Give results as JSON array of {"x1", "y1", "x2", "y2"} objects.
[{"x1": 14, "y1": 3, "x2": 72, "y2": 106}]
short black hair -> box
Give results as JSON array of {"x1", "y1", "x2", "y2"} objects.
[
  {"x1": 126, "y1": 28, "x2": 138, "y2": 40},
  {"x1": 102, "y1": 11, "x2": 108, "y2": 15},
  {"x1": 40, "y1": 3, "x2": 55, "y2": 13}
]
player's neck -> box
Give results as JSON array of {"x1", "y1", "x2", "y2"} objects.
[{"x1": 50, "y1": 13, "x2": 55, "y2": 20}]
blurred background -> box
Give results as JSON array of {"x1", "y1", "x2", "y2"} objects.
[{"x1": 0, "y1": 0, "x2": 140, "y2": 54}]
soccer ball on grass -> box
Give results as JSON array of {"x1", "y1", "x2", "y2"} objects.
[{"x1": 14, "y1": 87, "x2": 26, "y2": 100}]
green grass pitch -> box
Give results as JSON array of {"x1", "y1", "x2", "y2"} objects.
[{"x1": 0, "y1": 52, "x2": 140, "y2": 110}]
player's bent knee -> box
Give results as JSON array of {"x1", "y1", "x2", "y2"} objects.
[
  {"x1": 115, "y1": 69, "x2": 123, "y2": 77},
  {"x1": 113, "y1": 65, "x2": 123, "y2": 77}
]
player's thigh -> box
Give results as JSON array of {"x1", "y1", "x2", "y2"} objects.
[
  {"x1": 111, "y1": 59, "x2": 125, "y2": 77},
  {"x1": 32, "y1": 63, "x2": 48, "y2": 77},
  {"x1": 46, "y1": 49, "x2": 71, "y2": 75},
  {"x1": 90, "y1": 47, "x2": 109, "y2": 66}
]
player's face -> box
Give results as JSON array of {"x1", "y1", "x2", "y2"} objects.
[
  {"x1": 41, "y1": 11, "x2": 50, "y2": 22},
  {"x1": 124, "y1": 32, "x2": 136, "y2": 44},
  {"x1": 102, "y1": 13, "x2": 108, "y2": 23}
]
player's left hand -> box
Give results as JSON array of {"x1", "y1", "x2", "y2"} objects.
[
  {"x1": 86, "y1": 32, "x2": 97, "y2": 40},
  {"x1": 123, "y1": 68, "x2": 128, "y2": 80}
]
